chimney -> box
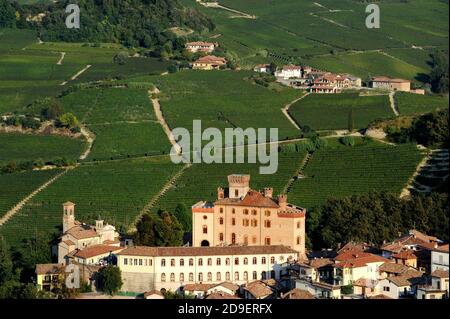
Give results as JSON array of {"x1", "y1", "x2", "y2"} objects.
[
  {"x1": 217, "y1": 187, "x2": 224, "y2": 200},
  {"x1": 264, "y1": 187, "x2": 273, "y2": 198},
  {"x1": 278, "y1": 194, "x2": 287, "y2": 209}
]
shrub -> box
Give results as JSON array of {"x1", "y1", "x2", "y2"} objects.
[{"x1": 340, "y1": 136, "x2": 355, "y2": 147}]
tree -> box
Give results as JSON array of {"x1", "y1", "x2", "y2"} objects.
[
  {"x1": 154, "y1": 211, "x2": 184, "y2": 247},
  {"x1": 174, "y1": 203, "x2": 191, "y2": 231},
  {"x1": 134, "y1": 214, "x2": 157, "y2": 246},
  {"x1": 429, "y1": 51, "x2": 449, "y2": 93},
  {"x1": 0, "y1": 0, "x2": 16, "y2": 28},
  {"x1": 57, "y1": 113, "x2": 79, "y2": 128},
  {"x1": 40, "y1": 98, "x2": 64, "y2": 120},
  {"x1": 98, "y1": 265, "x2": 123, "y2": 296},
  {"x1": 113, "y1": 52, "x2": 128, "y2": 65}
]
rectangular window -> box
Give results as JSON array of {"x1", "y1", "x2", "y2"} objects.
[
  {"x1": 139, "y1": 259, "x2": 143, "y2": 266},
  {"x1": 124, "y1": 258, "x2": 128, "y2": 265}
]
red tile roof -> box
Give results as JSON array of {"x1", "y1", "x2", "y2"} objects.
[
  {"x1": 282, "y1": 288, "x2": 314, "y2": 299},
  {"x1": 393, "y1": 249, "x2": 417, "y2": 260},
  {"x1": 431, "y1": 269, "x2": 449, "y2": 278},
  {"x1": 334, "y1": 251, "x2": 388, "y2": 268},
  {"x1": 194, "y1": 55, "x2": 226, "y2": 65},
  {"x1": 73, "y1": 245, "x2": 123, "y2": 259},
  {"x1": 35, "y1": 263, "x2": 65, "y2": 275}
]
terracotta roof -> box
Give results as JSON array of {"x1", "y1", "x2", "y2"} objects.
[
  {"x1": 215, "y1": 189, "x2": 280, "y2": 208},
  {"x1": 194, "y1": 55, "x2": 226, "y2": 65},
  {"x1": 309, "y1": 258, "x2": 334, "y2": 269},
  {"x1": 73, "y1": 245, "x2": 123, "y2": 259},
  {"x1": 118, "y1": 245, "x2": 297, "y2": 257},
  {"x1": 353, "y1": 278, "x2": 376, "y2": 287},
  {"x1": 379, "y1": 262, "x2": 411, "y2": 274},
  {"x1": 65, "y1": 225, "x2": 98, "y2": 239},
  {"x1": 334, "y1": 251, "x2": 388, "y2": 268},
  {"x1": 371, "y1": 76, "x2": 410, "y2": 83},
  {"x1": 143, "y1": 290, "x2": 164, "y2": 298},
  {"x1": 431, "y1": 269, "x2": 449, "y2": 278},
  {"x1": 337, "y1": 242, "x2": 369, "y2": 254},
  {"x1": 35, "y1": 263, "x2": 65, "y2": 275},
  {"x1": 184, "y1": 283, "x2": 214, "y2": 292},
  {"x1": 432, "y1": 244, "x2": 449, "y2": 253},
  {"x1": 282, "y1": 288, "x2": 314, "y2": 299},
  {"x1": 244, "y1": 281, "x2": 274, "y2": 299},
  {"x1": 63, "y1": 240, "x2": 75, "y2": 246},
  {"x1": 254, "y1": 64, "x2": 270, "y2": 68},
  {"x1": 393, "y1": 249, "x2": 417, "y2": 260},
  {"x1": 63, "y1": 201, "x2": 75, "y2": 206},
  {"x1": 186, "y1": 41, "x2": 216, "y2": 47},
  {"x1": 387, "y1": 274, "x2": 423, "y2": 287},
  {"x1": 103, "y1": 239, "x2": 120, "y2": 245},
  {"x1": 209, "y1": 282, "x2": 239, "y2": 292},
  {"x1": 206, "y1": 292, "x2": 239, "y2": 299},
  {"x1": 282, "y1": 65, "x2": 301, "y2": 71}
]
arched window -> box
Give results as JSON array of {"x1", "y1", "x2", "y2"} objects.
[
  {"x1": 216, "y1": 258, "x2": 221, "y2": 266},
  {"x1": 161, "y1": 273, "x2": 166, "y2": 282},
  {"x1": 161, "y1": 259, "x2": 166, "y2": 267},
  {"x1": 179, "y1": 273, "x2": 184, "y2": 282},
  {"x1": 198, "y1": 258, "x2": 203, "y2": 266},
  {"x1": 202, "y1": 225, "x2": 208, "y2": 234},
  {"x1": 252, "y1": 236, "x2": 257, "y2": 244},
  {"x1": 252, "y1": 257, "x2": 257, "y2": 265},
  {"x1": 231, "y1": 233, "x2": 236, "y2": 245},
  {"x1": 297, "y1": 221, "x2": 301, "y2": 229},
  {"x1": 261, "y1": 271, "x2": 266, "y2": 280},
  {"x1": 226, "y1": 272, "x2": 230, "y2": 281},
  {"x1": 232, "y1": 208, "x2": 236, "y2": 214},
  {"x1": 189, "y1": 273, "x2": 194, "y2": 281},
  {"x1": 270, "y1": 257, "x2": 275, "y2": 264},
  {"x1": 207, "y1": 272, "x2": 212, "y2": 281},
  {"x1": 189, "y1": 258, "x2": 194, "y2": 266},
  {"x1": 235, "y1": 189, "x2": 239, "y2": 197},
  {"x1": 234, "y1": 257, "x2": 239, "y2": 265},
  {"x1": 253, "y1": 271, "x2": 257, "y2": 280},
  {"x1": 264, "y1": 220, "x2": 271, "y2": 228},
  {"x1": 231, "y1": 218, "x2": 236, "y2": 226},
  {"x1": 244, "y1": 235, "x2": 248, "y2": 245},
  {"x1": 243, "y1": 257, "x2": 248, "y2": 265},
  {"x1": 226, "y1": 258, "x2": 230, "y2": 265},
  {"x1": 219, "y1": 233, "x2": 224, "y2": 241},
  {"x1": 207, "y1": 258, "x2": 212, "y2": 266},
  {"x1": 244, "y1": 209, "x2": 249, "y2": 215},
  {"x1": 198, "y1": 273, "x2": 203, "y2": 282},
  {"x1": 170, "y1": 259, "x2": 175, "y2": 266},
  {"x1": 243, "y1": 271, "x2": 248, "y2": 281},
  {"x1": 251, "y1": 209, "x2": 257, "y2": 215},
  {"x1": 216, "y1": 272, "x2": 221, "y2": 281},
  {"x1": 265, "y1": 237, "x2": 271, "y2": 245},
  {"x1": 262, "y1": 257, "x2": 266, "y2": 264},
  {"x1": 180, "y1": 259, "x2": 184, "y2": 266},
  {"x1": 297, "y1": 236, "x2": 301, "y2": 245},
  {"x1": 251, "y1": 219, "x2": 258, "y2": 227},
  {"x1": 234, "y1": 272, "x2": 239, "y2": 280},
  {"x1": 219, "y1": 217, "x2": 224, "y2": 225},
  {"x1": 170, "y1": 273, "x2": 175, "y2": 282},
  {"x1": 264, "y1": 210, "x2": 271, "y2": 217}
]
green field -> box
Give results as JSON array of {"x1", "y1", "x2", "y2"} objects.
[
  {"x1": 131, "y1": 70, "x2": 303, "y2": 142},
  {"x1": 0, "y1": 169, "x2": 62, "y2": 218},
  {"x1": 396, "y1": 92, "x2": 449, "y2": 115},
  {"x1": 0, "y1": 133, "x2": 86, "y2": 164},
  {"x1": 288, "y1": 143, "x2": 425, "y2": 209},
  {"x1": 289, "y1": 93, "x2": 394, "y2": 130},
  {"x1": 0, "y1": 157, "x2": 180, "y2": 245},
  {"x1": 153, "y1": 150, "x2": 308, "y2": 223}
]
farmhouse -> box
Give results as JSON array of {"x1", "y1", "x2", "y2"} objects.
[
  {"x1": 369, "y1": 76, "x2": 411, "y2": 92},
  {"x1": 192, "y1": 55, "x2": 227, "y2": 70},
  {"x1": 254, "y1": 64, "x2": 271, "y2": 73},
  {"x1": 57, "y1": 202, "x2": 120, "y2": 264},
  {"x1": 185, "y1": 41, "x2": 218, "y2": 53},
  {"x1": 191, "y1": 174, "x2": 307, "y2": 258},
  {"x1": 116, "y1": 245, "x2": 298, "y2": 293},
  {"x1": 274, "y1": 65, "x2": 302, "y2": 79}
]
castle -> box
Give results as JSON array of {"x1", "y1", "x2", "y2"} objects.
[{"x1": 192, "y1": 174, "x2": 306, "y2": 258}]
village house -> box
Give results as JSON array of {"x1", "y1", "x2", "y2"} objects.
[
  {"x1": 192, "y1": 55, "x2": 227, "y2": 70},
  {"x1": 35, "y1": 264, "x2": 66, "y2": 292},
  {"x1": 206, "y1": 282, "x2": 240, "y2": 296},
  {"x1": 295, "y1": 278, "x2": 341, "y2": 299},
  {"x1": 274, "y1": 65, "x2": 302, "y2": 79},
  {"x1": 116, "y1": 245, "x2": 298, "y2": 293},
  {"x1": 431, "y1": 244, "x2": 449, "y2": 272},
  {"x1": 243, "y1": 280, "x2": 276, "y2": 299},
  {"x1": 281, "y1": 288, "x2": 314, "y2": 299},
  {"x1": 375, "y1": 269, "x2": 424, "y2": 299},
  {"x1": 185, "y1": 41, "x2": 218, "y2": 53},
  {"x1": 57, "y1": 202, "x2": 120, "y2": 265},
  {"x1": 369, "y1": 76, "x2": 411, "y2": 92},
  {"x1": 192, "y1": 174, "x2": 306, "y2": 258},
  {"x1": 416, "y1": 269, "x2": 449, "y2": 299},
  {"x1": 253, "y1": 64, "x2": 271, "y2": 73}
]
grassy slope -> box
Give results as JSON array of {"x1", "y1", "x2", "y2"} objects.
[{"x1": 396, "y1": 92, "x2": 449, "y2": 115}]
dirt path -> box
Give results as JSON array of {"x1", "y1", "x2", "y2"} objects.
[
  {"x1": 79, "y1": 125, "x2": 95, "y2": 160},
  {"x1": 199, "y1": 1, "x2": 256, "y2": 19},
  {"x1": 282, "y1": 93, "x2": 310, "y2": 130},
  {"x1": 309, "y1": 12, "x2": 348, "y2": 28},
  {"x1": 389, "y1": 92, "x2": 400, "y2": 116},
  {"x1": 60, "y1": 65, "x2": 92, "y2": 86},
  {"x1": 282, "y1": 152, "x2": 312, "y2": 194},
  {"x1": 400, "y1": 150, "x2": 430, "y2": 198},
  {"x1": 148, "y1": 88, "x2": 181, "y2": 154},
  {"x1": 129, "y1": 163, "x2": 192, "y2": 232},
  {"x1": 0, "y1": 168, "x2": 70, "y2": 226},
  {"x1": 57, "y1": 52, "x2": 66, "y2": 65}
]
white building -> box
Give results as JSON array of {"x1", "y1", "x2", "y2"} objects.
[
  {"x1": 57, "y1": 202, "x2": 120, "y2": 264},
  {"x1": 116, "y1": 245, "x2": 298, "y2": 293},
  {"x1": 431, "y1": 245, "x2": 449, "y2": 272},
  {"x1": 275, "y1": 65, "x2": 302, "y2": 79}
]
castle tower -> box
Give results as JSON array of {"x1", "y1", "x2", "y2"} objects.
[
  {"x1": 62, "y1": 202, "x2": 75, "y2": 233},
  {"x1": 228, "y1": 174, "x2": 250, "y2": 199},
  {"x1": 96, "y1": 217, "x2": 104, "y2": 234}
]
